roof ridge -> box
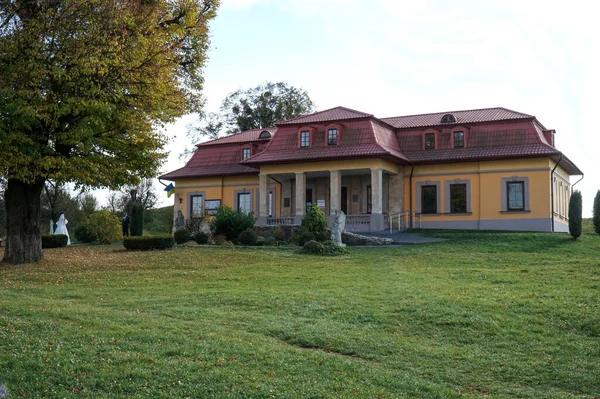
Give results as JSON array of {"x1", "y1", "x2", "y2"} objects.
[
  {"x1": 198, "y1": 127, "x2": 276, "y2": 146},
  {"x1": 277, "y1": 105, "x2": 373, "y2": 125},
  {"x1": 380, "y1": 106, "x2": 533, "y2": 120}
]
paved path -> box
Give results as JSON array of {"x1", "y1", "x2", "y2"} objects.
[{"x1": 358, "y1": 231, "x2": 445, "y2": 245}]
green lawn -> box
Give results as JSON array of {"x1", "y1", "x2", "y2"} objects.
[{"x1": 1, "y1": 231, "x2": 599, "y2": 398}]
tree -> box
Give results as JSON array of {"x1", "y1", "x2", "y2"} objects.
[
  {"x1": 569, "y1": 190, "x2": 582, "y2": 239},
  {"x1": 130, "y1": 202, "x2": 145, "y2": 236},
  {"x1": 0, "y1": 0, "x2": 219, "y2": 264},
  {"x1": 120, "y1": 179, "x2": 159, "y2": 211},
  {"x1": 77, "y1": 193, "x2": 98, "y2": 217},
  {"x1": 593, "y1": 190, "x2": 600, "y2": 235},
  {"x1": 184, "y1": 82, "x2": 315, "y2": 157}
]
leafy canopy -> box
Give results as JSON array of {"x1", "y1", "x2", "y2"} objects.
[{"x1": 0, "y1": 0, "x2": 219, "y2": 188}]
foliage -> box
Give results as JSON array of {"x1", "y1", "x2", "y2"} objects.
[
  {"x1": 569, "y1": 190, "x2": 582, "y2": 239},
  {"x1": 130, "y1": 202, "x2": 145, "y2": 237},
  {"x1": 144, "y1": 205, "x2": 174, "y2": 235},
  {"x1": 123, "y1": 235, "x2": 174, "y2": 251},
  {"x1": 185, "y1": 216, "x2": 205, "y2": 235},
  {"x1": 1, "y1": 231, "x2": 600, "y2": 397},
  {"x1": 174, "y1": 229, "x2": 191, "y2": 245},
  {"x1": 593, "y1": 190, "x2": 600, "y2": 235},
  {"x1": 237, "y1": 228, "x2": 258, "y2": 246},
  {"x1": 213, "y1": 234, "x2": 228, "y2": 245},
  {"x1": 73, "y1": 224, "x2": 98, "y2": 244},
  {"x1": 184, "y1": 82, "x2": 315, "y2": 157},
  {"x1": 119, "y1": 179, "x2": 159, "y2": 213},
  {"x1": 300, "y1": 239, "x2": 324, "y2": 255},
  {"x1": 86, "y1": 210, "x2": 121, "y2": 244},
  {"x1": 261, "y1": 236, "x2": 277, "y2": 246},
  {"x1": 41, "y1": 234, "x2": 68, "y2": 248},
  {"x1": 300, "y1": 239, "x2": 348, "y2": 256},
  {"x1": 296, "y1": 229, "x2": 315, "y2": 246},
  {"x1": 209, "y1": 206, "x2": 255, "y2": 242},
  {"x1": 301, "y1": 205, "x2": 328, "y2": 237},
  {"x1": 193, "y1": 231, "x2": 209, "y2": 245},
  {"x1": 0, "y1": 0, "x2": 219, "y2": 263},
  {"x1": 272, "y1": 227, "x2": 286, "y2": 242}
]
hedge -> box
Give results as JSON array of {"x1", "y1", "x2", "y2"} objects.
[
  {"x1": 42, "y1": 234, "x2": 68, "y2": 248},
  {"x1": 123, "y1": 235, "x2": 174, "y2": 251}
]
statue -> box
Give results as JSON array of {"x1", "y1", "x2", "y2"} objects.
[
  {"x1": 174, "y1": 210, "x2": 185, "y2": 231},
  {"x1": 331, "y1": 210, "x2": 346, "y2": 246}
]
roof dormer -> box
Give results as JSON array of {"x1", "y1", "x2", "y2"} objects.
[{"x1": 441, "y1": 114, "x2": 457, "y2": 124}]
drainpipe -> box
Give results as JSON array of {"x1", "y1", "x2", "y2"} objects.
[
  {"x1": 409, "y1": 163, "x2": 415, "y2": 228},
  {"x1": 550, "y1": 154, "x2": 563, "y2": 232},
  {"x1": 571, "y1": 174, "x2": 584, "y2": 193}
]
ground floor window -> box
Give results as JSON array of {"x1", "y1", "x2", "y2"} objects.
[
  {"x1": 190, "y1": 195, "x2": 203, "y2": 217},
  {"x1": 421, "y1": 185, "x2": 437, "y2": 214},
  {"x1": 507, "y1": 181, "x2": 525, "y2": 211},
  {"x1": 449, "y1": 184, "x2": 467, "y2": 213},
  {"x1": 238, "y1": 192, "x2": 252, "y2": 214},
  {"x1": 205, "y1": 199, "x2": 221, "y2": 216}
]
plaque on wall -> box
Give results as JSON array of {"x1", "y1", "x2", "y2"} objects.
[
  {"x1": 283, "y1": 197, "x2": 290, "y2": 208},
  {"x1": 352, "y1": 194, "x2": 359, "y2": 203}
]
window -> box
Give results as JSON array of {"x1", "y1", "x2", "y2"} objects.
[
  {"x1": 449, "y1": 184, "x2": 467, "y2": 213},
  {"x1": 241, "y1": 148, "x2": 251, "y2": 160},
  {"x1": 425, "y1": 133, "x2": 435, "y2": 150},
  {"x1": 421, "y1": 185, "x2": 437, "y2": 214},
  {"x1": 268, "y1": 191, "x2": 274, "y2": 217},
  {"x1": 190, "y1": 195, "x2": 203, "y2": 217},
  {"x1": 328, "y1": 128, "x2": 338, "y2": 145},
  {"x1": 300, "y1": 131, "x2": 310, "y2": 147},
  {"x1": 441, "y1": 114, "x2": 457, "y2": 123},
  {"x1": 259, "y1": 130, "x2": 271, "y2": 139},
  {"x1": 366, "y1": 185, "x2": 372, "y2": 214},
  {"x1": 237, "y1": 192, "x2": 252, "y2": 214},
  {"x1": 507, "y1": 181, "x2": 525, "y2": 211},
  {"x1": 205, "y1": 199, "x2": 221, "y2": 216},
  {"x1": 453, "y1": 131, "x2": 464, "y2": 148}
]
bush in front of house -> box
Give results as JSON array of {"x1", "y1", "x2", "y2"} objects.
[
  {"x1": 123, "y1": 235, "x2": 174, "y2": 251},
  {"x1": 42, "y1": 234, "x2": 68, "y2": 248},
  {"x1": 173, "y1": 228, "x2": 191, "y2": 244},
  {"x1": 569, "y1": 190, "x2": 582, "y2": 239},
  {"x1": 301, "y1": 205, "x2": 328, "y2": 238},
  {"x1": 296, "y1": 229, "x2": 315, "y2": 246},
  {"x1": 593, "y1": 190, "x2": 600, "y2": 235},
  {"x1": 193, "y1": 231, "x2": 209, "y2": 245},
  {"x1": 209, "y1": 206, "x2": 255, "y2": 242},
  {"x1": 238, "y1": 228, "x2": 258, "y2": 246},
  {"x1": 87, "y1": 210, "x2": 121, "y2": 244},
  {"x1": 272, "y1": 227, "x2": 286, "y2": 242},
  {"x1": 301, "y1": 239, "x2": 348, "y2": 256},
  {"x1": 74, "y1": 224, "x2": 98, "y2": 243}
]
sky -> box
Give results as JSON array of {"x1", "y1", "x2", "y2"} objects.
[{"x1": 104, "y1": 0, "x2": 599, "y2": 216}]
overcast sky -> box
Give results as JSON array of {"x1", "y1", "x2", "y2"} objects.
[{"x1": 134, "y1": 0, "x2": 597, "y2": 216}]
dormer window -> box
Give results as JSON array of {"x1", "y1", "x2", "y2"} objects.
[
  {"x1": 328, "y1": 129, "x2": 338, "y2": 145},
  {"x1": 441, "y1": 114, "x2": 457, "y2": 124},
  {"x1": 453, "y1": 131, "x2": 464, "y2": 148},
  {"x1": 425, "y1": 133, "x2": 435, "y2": 150},
  {"x1": 259, "y1": 130, "x2": 271, "y2": 139},
  {"x1": 241, "y1": 148, "x2": 251, "y2": 160},
  {"x1": 300, "y1": 131, "x2": 310, "y2": 147}
]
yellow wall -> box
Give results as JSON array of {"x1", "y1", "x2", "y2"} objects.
[
  {"x1": 261, "y1": 158, "x2": 401, "y2": 175},
  {"x1": 403, "y1": 158, "x2": 559, "y2": 221}
]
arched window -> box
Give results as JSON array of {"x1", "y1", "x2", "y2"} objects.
[
  {"x1": 259, "y1": 131, "x2": 271, "y2": 139},
  {"x1": 441, "y1": 114, "x2": 457, "y2": 124}
]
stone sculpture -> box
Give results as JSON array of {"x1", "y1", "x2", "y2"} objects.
[{"x1": 331, "y1": 210, "x2": 346, "y2": 246}]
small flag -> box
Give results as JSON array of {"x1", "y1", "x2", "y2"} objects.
[{"x1": 164, "y1": 183, "x2": 175, "y2": 198}]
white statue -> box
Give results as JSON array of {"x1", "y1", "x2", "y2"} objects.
[
  {"x1": 331, "y1": 210, "x2": 346, "y2": 246},
  {"x1": 54, "y1": 213, "x2": 71, "y2": 245}
]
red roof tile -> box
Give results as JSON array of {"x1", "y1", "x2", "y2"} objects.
[
  {"x1": 404, "y1": 144, "x2": 558, "y2": 163},
  {"x1": 198, "y1": 127, "x2": 276, "y2": 146},
  {"x1": 161, "y1": 164, "x2": 258, "y2": 180},
  {"x1": 277, "y1": 106, "x2": 373, "y2": 125},
  {"x1": 381, "y1": 107, "x2": 533, "y2": 129}
]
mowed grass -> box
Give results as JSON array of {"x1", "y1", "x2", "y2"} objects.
[{"x1": 0, "y1": 231, "x2": 599, "y2": 398}]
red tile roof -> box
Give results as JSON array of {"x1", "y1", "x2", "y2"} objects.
[
  {"x1": 161, "y1": 164, "x2": 258, "y2": 180},
  {"x1": 277, "y1": 106, "x2": 373, "y2": 125},
  {"x1": 198, "y1": 127, "x2": 276, "y2": 146},
  {"x1": 381, "y1": 107, "x2": 533, "y2": 129}
]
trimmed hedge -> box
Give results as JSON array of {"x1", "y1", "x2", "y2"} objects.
[
  {"x1": 42, "y1": 234, "x2": 68, "y2": 248},
  {"x1": 74, "y1": 224, "x2": 98, "y2": 243},
  {"x1": 193, "y1": 231, "x2": 209, "y2": 245},
  {"x1": 569, "y1": 190, "x2": 582, "y2": 239},
  {"x1": 173, "y1": 228, "x2": 191, "y2": 244},
  {"x1": 123, "y1": 235, "x2": 174, "y2": 251},
  {"x1": 301, "y1": 239, "x2": 348, "y2": 256}
]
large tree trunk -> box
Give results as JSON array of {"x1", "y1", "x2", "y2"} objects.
[{"x1": 2, "y1": 178, "x2": 45, "y2": 264}]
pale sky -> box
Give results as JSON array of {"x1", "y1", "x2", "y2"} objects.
[{"x1": 108, "y1": 0, "x2": 598, "y2": 216}]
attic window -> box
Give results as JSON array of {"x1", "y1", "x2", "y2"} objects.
[
  {"x1": 259, "y1": 131, "x2": 271, "y2": 139},
  {"x1": 241, "y1": 148, "x2": 251, "y2": 160},
  {"x1": 441, "y1": 114, "x2": 457, "y2": 124}
]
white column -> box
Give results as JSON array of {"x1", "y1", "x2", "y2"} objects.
[
  {"x1": 294, "y1": 171, "x2": 306, "y2": 224},
  {"x1": 370, "y1": 167, "x2": 385, "y2": 231},
  {"x1": 258, "y1": 174, "x2": 269, "y2": 226},
  {"x1": 329, "y1": 170, "x2": 341, "y2": 213}
]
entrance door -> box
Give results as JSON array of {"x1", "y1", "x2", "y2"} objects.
[
  {"x1": 341, "y1": 187, "x2": 348, "y2": 214},
  {"x1": 306, "y1": 188, "x2": 313, "y2": 211}
]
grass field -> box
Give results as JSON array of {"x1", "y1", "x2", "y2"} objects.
[{"x1": 0, "y1": 229, "x2": 599, "y2": 398}]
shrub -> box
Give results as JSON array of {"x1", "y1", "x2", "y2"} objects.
[
  {"x1": 214, "y1": 234, "x2": 228, "y2": 245},
  {"x1": 173, "y1": 228, "x2": 191, "y2": 244},
  {"x1": 593, "y1": 190, "x2": 600, "y2": 235},
  {"x1": 193, "y1": 231, "x2": 209, "y2": 245},
  {"x1": 296, "y1": 229, "x2": 315, "y2": 246},
  {"x1": 74, "y1": 224, "x2": 98, "y2": 243},
  {"x1": 42, "y1": 234, "x2": 68, "y2": 248},
  {"x1": 185, "y1": 216, "x2": 204, "y2": 235},
  {"x1": 238, "y1": 228, "x2": 258, "y2": 246},
  {"x1": 301, "y1": 205, "x2": 328, "y2": 237},
  {"x1": 123, "y1": 235, "x2": 174, "y2": 251},
  {"x1": 209, "y1": 206, "x2": 255, "y2": 242},
  {"x1": 301, "y1": 239, "x2": 348, "y2": 256},
  {"x1": 272, "y1": 227, "x2": 286, "y2": 241},
  {"x1": 322, "y1": 240, "x2": 349, "y2": 256},
  {"x1": 130, "y1": 202, "x2": 144, "y2": 236},
  {"x1": 87, "y1": 210, "x2": 121, "y2": 244},
  {"x1": 301, "y1": 240, "x2": 324, "y2": 255},
  {"x1": 569, "y1": 190, "x2": 582, "y2": 239},
  {"x1": 262, "y1": 236, "x2": 277, "y2": 246}
]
